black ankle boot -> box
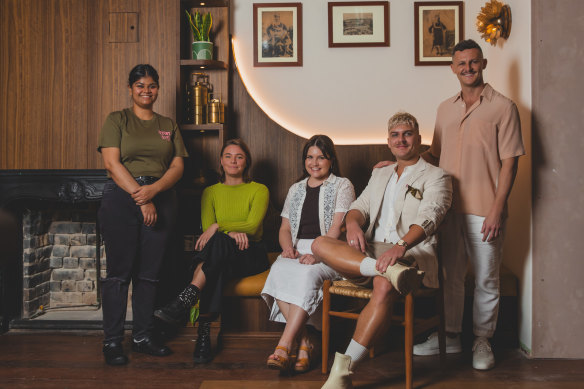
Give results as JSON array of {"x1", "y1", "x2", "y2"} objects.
[
  {"x1": 132, "y1": 337, "x2": 172, "y2": 357},
  {"x1": 154, "y1": 285, "x2": 199, "y2": 327},
  {"x1": 103, "y1": 341, "x2": 128, "y2": 366},
  {"x1": 193, "y1": 321, "x2": 213, "y2": 363}
]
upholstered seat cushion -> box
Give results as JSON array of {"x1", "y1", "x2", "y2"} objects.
[{"x1": 223, "y1": 252, "x2": 279, "y2": 297}]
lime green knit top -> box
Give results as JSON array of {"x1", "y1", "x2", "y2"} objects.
[{"x1": 201, "y1": 181, "x2": 269, "y2": 242}]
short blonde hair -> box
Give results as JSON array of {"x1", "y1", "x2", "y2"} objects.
[{"x1": 387, "y1": 112, "x2": 419, "y2": 133}]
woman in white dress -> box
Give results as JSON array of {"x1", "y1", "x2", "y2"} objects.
[{"x1": 262, "y1": 135, "x2": 355, "y2": 373}]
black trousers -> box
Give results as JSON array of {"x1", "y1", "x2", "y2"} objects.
[
  {"x1": 195, "y1": 231, "x2": 269, "y2": 315},
  {"x1": 98, "y1": 180, "x2": 177, "y2": 343}
]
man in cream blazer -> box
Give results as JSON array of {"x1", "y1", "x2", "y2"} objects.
[{"x1": 313, "y1": 112, "x2": 452, "y2": 389}]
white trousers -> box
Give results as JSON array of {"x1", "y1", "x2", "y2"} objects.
[{"x1": 441, "y1": 213, "x2": 505, "y2": 338}]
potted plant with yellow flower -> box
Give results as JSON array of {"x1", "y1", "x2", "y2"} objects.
[{"x1": 186, "y1": 10, "x2": 213, "y2": 60}]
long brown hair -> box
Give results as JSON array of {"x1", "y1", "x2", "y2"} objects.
[{"x1": 219, "y1": 138, "x2": 253, "y2": 183}]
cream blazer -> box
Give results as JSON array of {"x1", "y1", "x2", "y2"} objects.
[{"x1": 349, "y1": 157, "x2": 452, "y2": 288}]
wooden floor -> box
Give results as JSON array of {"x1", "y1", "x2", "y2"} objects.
[{"x1": 0, "y1": 330, "x2": 583, "y2": 388}]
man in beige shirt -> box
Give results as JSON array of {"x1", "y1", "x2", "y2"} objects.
[
  {"x1": 414, "y1": 39, "x2": 525, "y2": 370},
  {"x1": 313, "y1": 112, "x2": 452, "y2": 389}
]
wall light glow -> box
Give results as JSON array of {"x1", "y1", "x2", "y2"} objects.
[{"x1": 232, "y1": 37, "x2": 387, "y2": 145}]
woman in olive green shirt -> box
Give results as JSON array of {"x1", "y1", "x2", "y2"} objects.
[
  {"x1": 154, "y1": 138, "x2": 270, "y2": 364},
  {"x1": 98, "y1": 64, "x2": 188, "y2": 366}
]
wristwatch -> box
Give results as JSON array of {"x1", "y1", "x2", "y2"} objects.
[{"x1": 396, "y1": 239, "x2": 409, "y2": 250}]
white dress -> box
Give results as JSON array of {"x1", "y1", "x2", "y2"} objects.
[{"x1": 261, "y1": 174, "x2": 355, "y2": 330}]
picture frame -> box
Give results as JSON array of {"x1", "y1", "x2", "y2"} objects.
[
  {"x1": 328, "y1": 1, "x2": 389, "y2": 48},
  {"x1": 253, "y1": 3, "x2": 303, "y2": 67},
  {"x1": 414, "y1": 2, "x2": 464, "y2": 66}
]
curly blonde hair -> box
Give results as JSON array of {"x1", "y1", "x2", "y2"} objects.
[{"x1": 387, "y1": 112, "x2": 419, "y2": 132}]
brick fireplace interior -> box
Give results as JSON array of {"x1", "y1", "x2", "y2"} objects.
[{"x1": 22, "y1": 205, "x2": 103, "y2": 318}]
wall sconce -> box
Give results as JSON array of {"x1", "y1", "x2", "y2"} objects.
[{"x1": 476, "y1": 0, "x2": 512, "y2": 46}]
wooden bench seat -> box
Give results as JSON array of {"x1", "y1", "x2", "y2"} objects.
[
  {"x1": 221, "y1": 252, "x2": 282, "y2": 333},
  {"x1": 223, "y1": 252, "x2": 279, "y2": 297}
]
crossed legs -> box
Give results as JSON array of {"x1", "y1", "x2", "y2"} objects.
[
  {"x1": 267, "y1": 301, "x2": 313, "y2": 369},
  {"x1": 312, "y1": 236, "x2": 399, "y2": 351}
]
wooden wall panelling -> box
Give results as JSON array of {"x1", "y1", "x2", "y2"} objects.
[
  {"x1": 0, "y1": 0, "x2": 90, "y2": 169},
  {"x1": 138, "y1": 0, "x2": 176, "y2": 120}
]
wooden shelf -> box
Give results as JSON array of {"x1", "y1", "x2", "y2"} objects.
[
  {"x1": 180, "y1": 123, "x2": 224, "y2": 132},
  {"x1": 179, "y1": 59, "x2": 228, "y2": 69}
]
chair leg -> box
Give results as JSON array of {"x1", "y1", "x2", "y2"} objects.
[
  {"x1": 322, "y1": 279, "x2": 331, "y2": 374},
  {"x1": 437, "y1": 293, "x2": 446, "y2": 362},
  {"x1": 404, "y1": 293, "x2": 414, "y2": 389}
]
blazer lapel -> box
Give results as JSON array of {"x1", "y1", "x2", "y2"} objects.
[{"x1": 392, "y1": 159, "x2": 427, "y2": 226}]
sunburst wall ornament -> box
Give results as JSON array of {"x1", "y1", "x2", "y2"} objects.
[{"x1": 476, "y1": 0, "x2": 512, "y2": 46}]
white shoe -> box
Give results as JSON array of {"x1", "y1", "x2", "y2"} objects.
[
  {"x1": 413, "y1": 332, "x2": 462, "y2": 356},
  {"x1": 321, "y1": 352, "x2": 353, "y2": 389},
  {"x1": 377, "y1": 263, "x2": 425, "y2": 295},
  {"x1": 472, "y1": 337, "x2": 495, "y2": 370}
]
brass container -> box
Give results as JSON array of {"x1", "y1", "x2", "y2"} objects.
[
  {"x1": 208, "y1": 99, "x2": 225, "y2": 124},
  {"x1": 208, "y1": 99, "x2": 223, "y2": 123},
  {"x1": 186, "y1": 72, "x2": 210, "y2": 124}
]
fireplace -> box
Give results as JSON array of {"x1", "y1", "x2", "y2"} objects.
[{"x1": 0, "y1": 170, "x2": 108, "y2": 330}]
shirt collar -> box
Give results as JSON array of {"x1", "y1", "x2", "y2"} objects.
[
  {"x1": 451, "y1": 83, "x2": 493, "y2": 103},
  {"x1": 392, "y1": 157, "x2": 423, "y2": 176}
]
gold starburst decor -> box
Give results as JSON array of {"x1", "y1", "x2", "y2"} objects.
[{"x1": 476, "y1": 0, "x2": 512, "y2": 46}]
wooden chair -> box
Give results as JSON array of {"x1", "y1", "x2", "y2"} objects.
[{"x1": 321, "y1": 258, "x2": 446, "y2": 389}]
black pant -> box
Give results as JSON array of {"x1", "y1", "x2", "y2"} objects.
[
  {"x1": 196, "y1": 231, "x2": 269, "y2": 315},
  {"x1": 98, "y1": 180, "x2": 177, "y2": 343}
]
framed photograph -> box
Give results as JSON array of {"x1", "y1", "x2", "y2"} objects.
[
  {"x1": 414, "y1": 2, "x2": 464, "y2": 66},
  {"x1": 328, "y1": 1, "x2": 389, "y2": 48},
  {"x1": 253, "y1": 3, "x2": 303, "y2": 67}
]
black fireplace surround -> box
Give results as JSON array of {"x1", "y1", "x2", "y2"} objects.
[{"x1": 0, "y1": 170, "x2": 108, "y2": 331}]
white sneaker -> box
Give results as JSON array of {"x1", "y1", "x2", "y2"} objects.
[
  {"x1": 472, "y1": 337, "x2": 495, "y2": 370},
  {"x1": 413, "y1": 332, "x2": 462, "y2": 356}
]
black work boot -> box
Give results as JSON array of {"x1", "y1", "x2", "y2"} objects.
[
  {"x1": 103, "y1": 341, "x2": 128, "y2": 366},
  {"x1": 154, "y1": 285, "x2": 199, "y2": 327},
  {"x1": 193, "y1": 321, "x2": 213, "y2": 363}
]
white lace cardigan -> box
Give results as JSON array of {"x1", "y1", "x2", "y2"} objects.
[{"x1": 281, "y1": 174, "x2": 355, "y2": 243}]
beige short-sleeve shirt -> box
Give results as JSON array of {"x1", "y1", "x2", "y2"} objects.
[{"x1": 429, "y1": 84, "x2": 525, "y2": 216}]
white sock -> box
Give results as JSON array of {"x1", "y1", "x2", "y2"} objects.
[
  {"x1": 345, "y1": 339, "x2": 369, "y2": 369},
  {"x1": 359, "y1": 257, "x2": 377, "y2": 277}
]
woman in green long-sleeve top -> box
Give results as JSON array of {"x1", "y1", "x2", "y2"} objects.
[{"x1": 154, "y1": 138, "x2": 269, "y2": 363}]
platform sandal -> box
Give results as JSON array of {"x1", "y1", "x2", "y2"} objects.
[
  {"x1": 266, "y1": 345, "x2": 292, "y2": 371},
  {"x1": 294, "y1": 344, "x2": 314, "y2": 373}
]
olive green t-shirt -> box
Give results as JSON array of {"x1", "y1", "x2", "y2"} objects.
[{"x1": 98, "y1": 108, "x2": 189, "y2": 178}]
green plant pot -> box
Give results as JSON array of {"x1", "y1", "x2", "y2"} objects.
[{"x1": 192, "y1": 41, "x2": 213, "y2": 60}]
